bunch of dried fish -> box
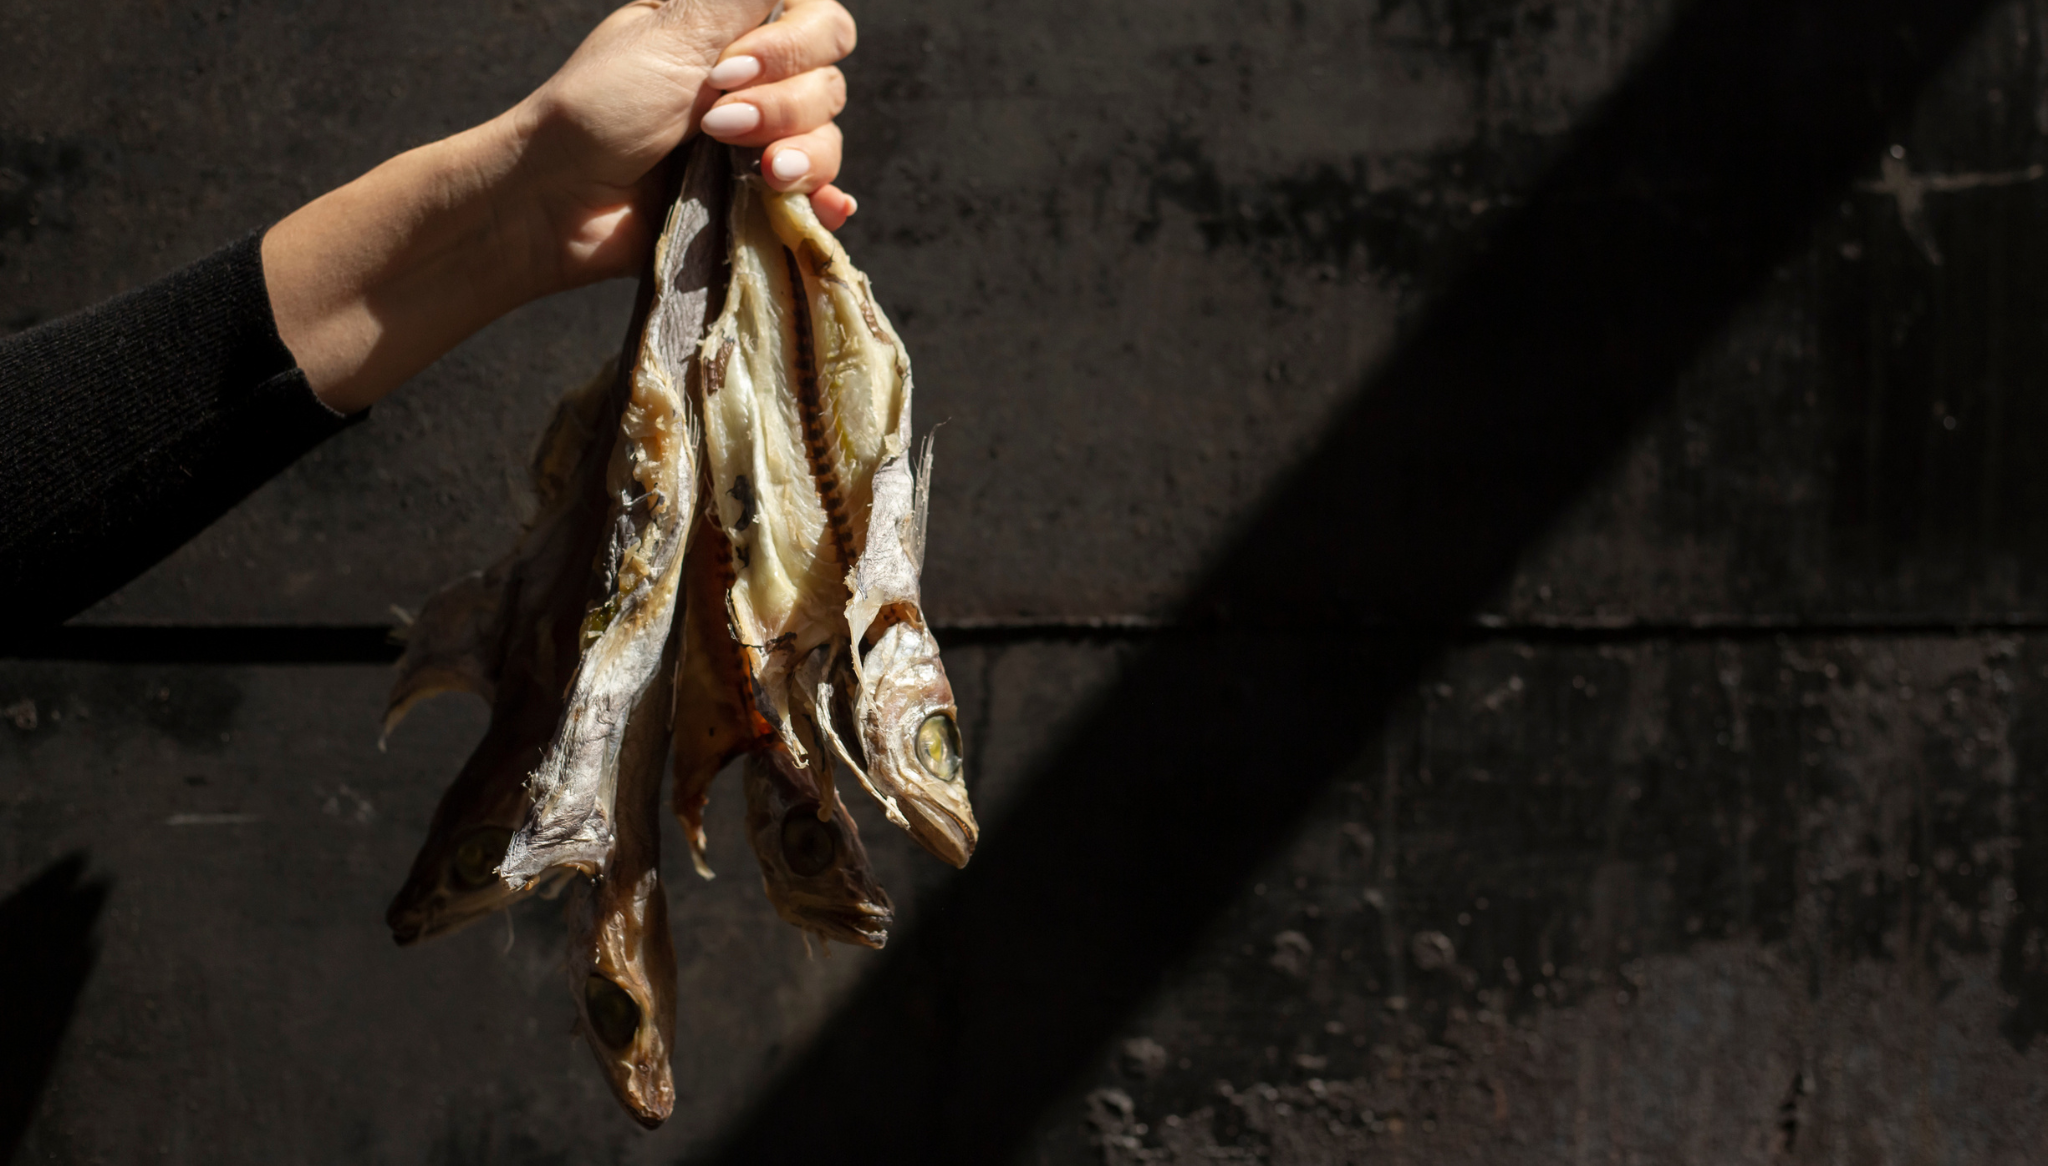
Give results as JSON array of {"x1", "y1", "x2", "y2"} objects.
[{"x1": 380, "y1": 138, "x2": 977, "y2": 1127}]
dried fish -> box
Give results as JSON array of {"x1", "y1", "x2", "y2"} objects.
[
  {"x1": 386, "y1": 135, "x2": 970, "y2": 1132},
  {"x1": 383, "y1": 362, "x2": 618, "y2": 945},
  {"x1": 741, "y1": 730, "x2": 893, "y2": 949},
  {"x1": 850, "y1": 608, "x2": 974, "y2": 867},
  {"x1": 697, "y1": 175, "x2": 845, "y2": 763},
  {"x1": 567, "y1": 628, "x2": 679, "y2": 1128},
  {"x1": 500, "y1": 143, "x2": 727, "y2": 889},
  {"x1": 756, "y1": 184, "x2": 980, "y2": 868}
]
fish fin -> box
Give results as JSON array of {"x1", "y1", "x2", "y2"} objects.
[
  {"x1": 910, "y1": 425, "x2": 935, "y2": 573},
  {"x1": 813, "y1": 664, "x2": 900, "y2": 826},
  {"x1": 677, "y1": 776, "x2": 718, "y2": 880},
  {"x1": 382, "y1": 569, "x2": 505, "y2": 747},
  {"x1": 816, "y1": 764, "x2": 837, "y2": 823}
]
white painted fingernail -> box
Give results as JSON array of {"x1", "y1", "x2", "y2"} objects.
[
  {"x1": 770, "y1": 148, "x2": 811, "y2": 182},
  {"x1": 709, "y1": 55, "x2": 761, "y2": 89},
  {"x1": 701, "y1": 102, "x2": 761, "y2": 137},
  {"x1": 843, "y1": 194, "x2": 859, "y2": 216}
]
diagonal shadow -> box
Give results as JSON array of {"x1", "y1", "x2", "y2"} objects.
[
  {"x1": 695, "y1": 0, "x2": 1998, "y2": 1160},
  {"x1": 0, "y1": 854, "x2": 108, "y2": 1164}
]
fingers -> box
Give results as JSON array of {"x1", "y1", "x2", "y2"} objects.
[
  {"x1": 809, "y1": 184, "x2": 858, "y2": 231},
  {"x1": 700, "y1": 67, "x2": 845, "y2": 146},
  {"x1": 707, "y1": 0, "x2": 855, "y2": 90},
  {"x1": 761, "y1": 122, "x2": 843, "y2": 195}
]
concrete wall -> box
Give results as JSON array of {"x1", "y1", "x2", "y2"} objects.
[{"x1": 4, "y1": 0, "x2": 2047, "y2": 1161}]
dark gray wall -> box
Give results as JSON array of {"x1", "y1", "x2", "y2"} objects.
[{"x1": 5, "y1": 0, "x2": 2048, "y2": 1162}]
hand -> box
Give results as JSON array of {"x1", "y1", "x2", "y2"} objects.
[
  {"x1": 511, "y1": 0, "x2": 859, "y2": 288},
  {"x1": 263, "y1": 0, "x2": 860, "y2": 414}
]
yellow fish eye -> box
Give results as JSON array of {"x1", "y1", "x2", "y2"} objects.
[
  {"x1": 781, "y1": 811, "x2": 837, "y2": 877},
  {"x1": 584, "y1": 975, "x2": 641, "y2": 1050},
  {"x1": 915, "y1": 713, "x2": 962, "y2": 781},
  {"x1": 451, "y1": 826, "x2": 512, "y2": 891}
]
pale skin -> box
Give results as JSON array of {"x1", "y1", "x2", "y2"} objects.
[{"x1": 263, "y1": 0, "x2": 857, "y2": 416}]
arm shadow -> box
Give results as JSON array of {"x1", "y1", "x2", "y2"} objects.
[{"x1": 0, "y1": 853, "x2": 108, "y2": 1164}]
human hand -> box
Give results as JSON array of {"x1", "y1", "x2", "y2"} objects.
[
  {"x1": 265, "y1": 0, "x2": 861, "y2": 414},
  {"x1": 509, "y1": 0, "x2": 860, "y2": 291}
]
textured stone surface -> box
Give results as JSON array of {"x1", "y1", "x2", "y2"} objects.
[{"x1": 1048, "y1": 633, "x2": 2048, "y2": 1163}]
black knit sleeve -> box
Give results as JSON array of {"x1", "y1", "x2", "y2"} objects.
[{"x1": 0, "y1": 231, "x2": 364, "y2": 631}]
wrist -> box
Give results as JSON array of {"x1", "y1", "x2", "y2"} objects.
[{"x1": 263, "y1": 114, "x2": 553, "y2": 413}]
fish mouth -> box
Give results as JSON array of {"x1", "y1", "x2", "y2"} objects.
[
  {"x1": 903, "y1": 802, "x2": 976, "y2": 868},
  {"x1": 597, "y1": 1061, "x2": 675, "y2": 1129},
  {"x1": 385, "y1": 895, "x2": 495, "y2": 947},
  {"x1": 627, "y1": 1107, "x2": 667, "y2": 1131},
  {"x1": 619, "y1": 1087, "x2": 674, "y2": 1130},
  {"x1": 798, "y1": 904, "x2": 892, "y2": 949},
  {"x1": 385, "y1": 896, "x2": 435, "y2": 947}
]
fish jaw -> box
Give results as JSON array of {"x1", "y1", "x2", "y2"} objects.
[
  {"x1": 568, "y1": 872, "x2": 678, "y2": 1128},
  {"x1": 901, "y1": 799, "x2": 975, "y2": 872},
  {"x1": 385, "y1": 722, "x2": 552, "y2": 946},
  {"x1": 742, "y1": 747, "x2": 895, "y2": 949},
  {"x1": 570, "y1": 622, "x2": 680, "y2": 1129},
  {"x1": 857, "y1": 619, "x2": 979, "y2": 867},
  {"x1": 386, "y1": 848, "x2": 523, "y2": 946}
]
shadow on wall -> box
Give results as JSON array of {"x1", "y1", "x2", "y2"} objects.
[
  {"x1": 694, "y1": 0, "x2": 2002, "y2": 1162},
  {"x1": 0, "y1": 854, "x2": 107, "y2": 1164}
]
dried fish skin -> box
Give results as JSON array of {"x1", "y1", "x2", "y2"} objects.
[
  {"x1": 385, "y1": 365, "x2": 622, "y2": 946},
  {"x1": 741, "y1": 740, "x2": 893, "y2": 950},
  {"x1": 500, "y1": 144, "x2": 726, "y2": 889},
  {"x1": 670, "y1": 509, "x2": 775, "y2": 880},
  {"x1": 761, "y1": 185, "x2": 909, "y2": 563},
  {"x1": 699, "y1": 176, "x2": 845, "y2": 760},
  {"x1": 499, "y1": 377, "x2": 690, "y2": 886},
  {"x1": 568, "y1": 630, "x2": 679, "y2": 1129},
  {"x1": 855, "y1": 616, "x2": 975, "y2": 869}
]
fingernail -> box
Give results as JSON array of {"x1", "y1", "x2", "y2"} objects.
[
  {"x1": 843, "y1": 193, "x2": 859, "y2": 217},
  {"x1": 770, "y1": 148, "x2": 811, "y2": 183},
  {"x1": 709, "y1": 55, "x2": 761, "y2": 90},
  {"x1": 701, "y1": 102, "x2": 761, "y2": 138}
]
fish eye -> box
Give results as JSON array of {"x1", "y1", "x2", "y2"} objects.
[
  {"x1": 584, "y1": 975, "x2": 641, "y2": 1050},
  {"x1": 781, "y1": 811, "x2": 837, "y2": 877},
  {"x1": 915, "y1": 714, "x2": 962, "y2": 781},
  {"x1": 451, "y1": 826, "x2": 512, "y2": 891}
]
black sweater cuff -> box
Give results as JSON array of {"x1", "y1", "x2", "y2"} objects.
[{"x1": 0, "y1": 231, "x2": 363, "y2": 632}]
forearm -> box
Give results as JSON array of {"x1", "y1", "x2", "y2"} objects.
[
  {"x1": 262, "y1": 115, "x2": 549, "y2": 416},
  {"x1": 0, "y1": 235, "x2": 361, "y2": 631}
]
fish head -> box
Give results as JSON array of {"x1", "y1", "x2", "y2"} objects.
[
  {"x1": 571, "y1": 874, "x2": 677, "y2": 1129},
  {"x1": 385, "y1": 820, "x2": 525, "y2": 945},
  {"x1": 743, "y1": 751, "x2": 894, "y2": 948},
  {"x1": 859, "y1": 616, "x2": 978, "y2": 867}
]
